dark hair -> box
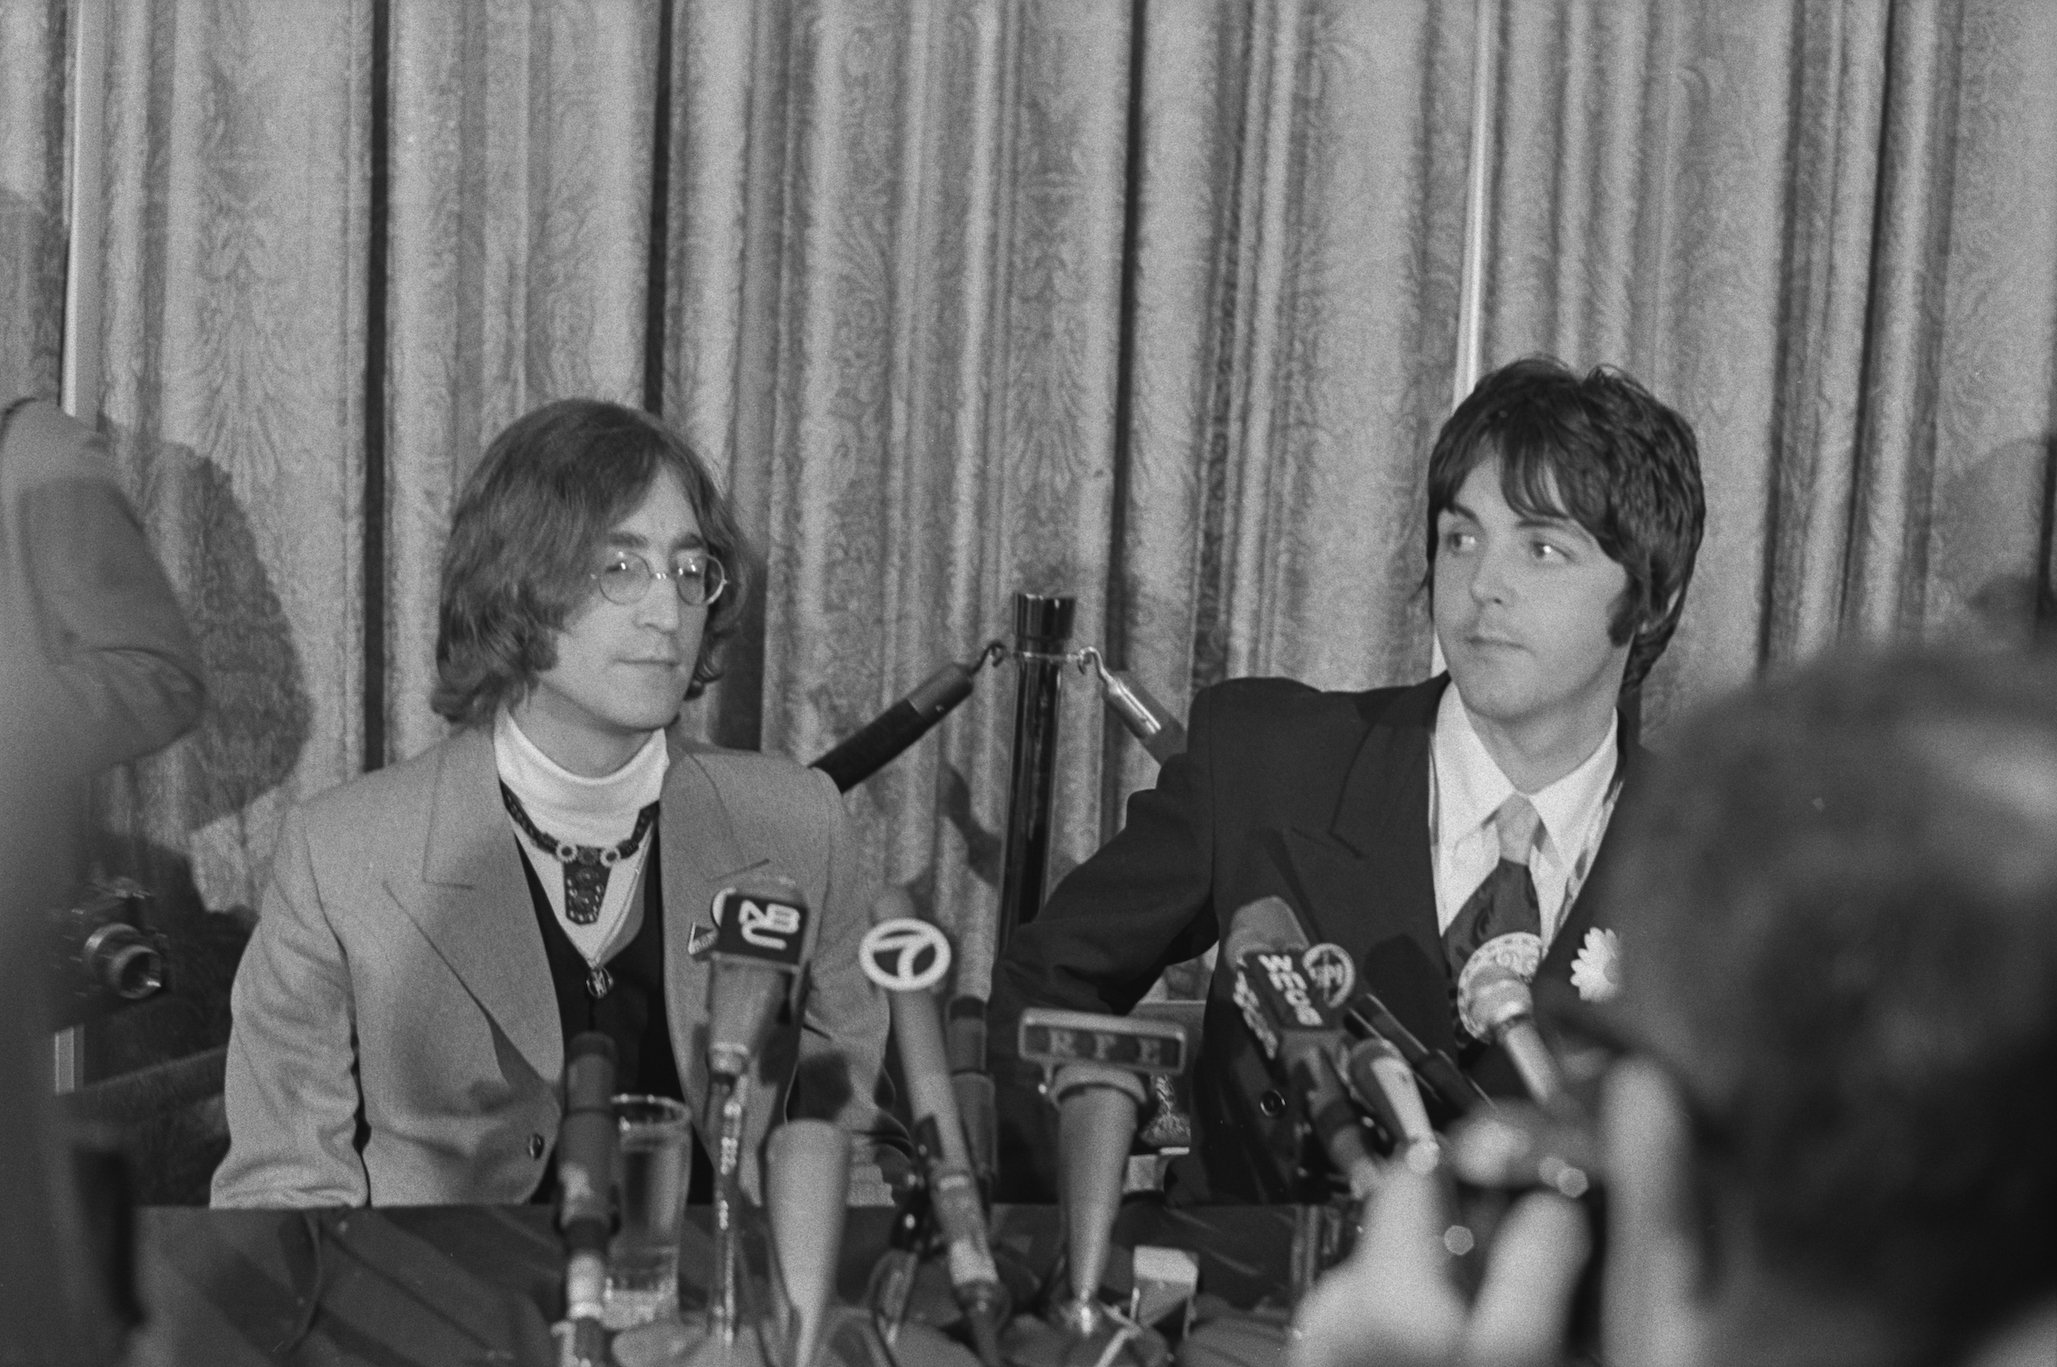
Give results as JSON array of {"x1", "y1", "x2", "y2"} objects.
[
  {"x1": 1424, "y1": 357, "x2": 1705, "y2": 689},
  {"x1": 1597, "y1": 648, "x2": 2057, "y2": 1358},
  {"x1": 432, "y1": 399, "x2": 749, "y2": 726}
]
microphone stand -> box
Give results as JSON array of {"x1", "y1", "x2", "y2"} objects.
[
  {"x1": 709, "y1": 1076, "x2": 749, "y2": 1346},
  {"x1": 867, "y1": 1179, "x2": 932, "y2": 1347}
]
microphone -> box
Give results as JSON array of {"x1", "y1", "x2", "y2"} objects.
[
  {"x1": 1342, "y1": 1033, "x2": 1441, "y2": 1172},
  {"x1": 1457, "y1": 957, "x2": 1566, "y2": 1110},
  {"x1": 1231, "y1": 875, "x2": 1488, "y2": 1121},
  {"x1": 947, "y1": 995, "x2": 997, "y2": 1192},
  {"x1": 556, "y1": 1032, "x2": 618, "y2": 1367},
  {"x1": 812, "y1": 657, "x2": 983, "y2": 792},
  {"x1": 1051, "y1": 1062, "x2": 1146, "y2": 1329},
  {"x1": 706, "y1": 873, "x2": 811, "y2": 1081},
  {"x1": 1221, "y1": 892, "x2": 1306, "y2": 963},
  {"x1": 766, "y1": 1120, "x2": 851, "y2": 1367},
  {"x1": 1017, "y1": 1009, "x2": 1188, "y2": 1331},
  {"x1": 1225, "y1": 897, "x2": 1382, "y2": 1199},
  {"x1": 861, "y1": 894, "x2": 1005, "y2": 1366},
  {"x1": 1338, "y1": 986, "x2": 1492, "y2": 1121}
]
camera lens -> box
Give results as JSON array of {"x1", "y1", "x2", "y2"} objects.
[{"x1": 80, "y1": 923, "x2": 165, "y2": 1000}]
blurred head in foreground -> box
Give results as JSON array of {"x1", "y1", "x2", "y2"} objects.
[{"x1": 1601, "y1": 646, "x2": 2057, "y2": 1365}]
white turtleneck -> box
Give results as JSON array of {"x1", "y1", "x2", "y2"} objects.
[{"x1": 493, "y1": 708, "x2": 669, "y2": 967}]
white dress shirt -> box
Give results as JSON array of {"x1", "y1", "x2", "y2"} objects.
[
  {"x1": 1428, "y1": 684, "x2": 1619, "y2": 945},
  {"x1": 493, "y1": 709, "x2": 668, "y2": 966}
]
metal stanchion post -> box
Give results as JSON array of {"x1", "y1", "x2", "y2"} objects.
[{"x1": 996, "y1": 593, "x2": 1075, "y2": 949}]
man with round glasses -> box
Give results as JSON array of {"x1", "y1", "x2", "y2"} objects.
[{"x1": 214, "y1": 398, "x2": 889, "y2": 1207}]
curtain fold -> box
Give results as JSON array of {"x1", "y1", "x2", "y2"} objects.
[
  {"x1": 1855, "y1": 0, "x2": 2057, "y2": 649},
  {"x1": 384, "y1": 0, "x2": 661, "y2": 761},
  {"x1": 25, "y1": 0, "x2": 2057, "y2": 980},
  {"x1": 1478, "y1": 0, "x2": 2057, "y2": 732},
  {"x1": 90, "y1": 0, "x2": 372, "y2": 912},
  {"x1": 0, "y1": 0, "x2": 69, "y2": 400},
  {"x1": 653, "y1": 0, "x2": 1475, "y2": 984},
  {"x1": 661, "y1": 0, "x2": 1139, "y2": 987}
]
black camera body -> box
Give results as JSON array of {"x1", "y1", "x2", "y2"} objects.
[{"x1": 48, "y1": 877, "x2": 168, "y2": 1029}]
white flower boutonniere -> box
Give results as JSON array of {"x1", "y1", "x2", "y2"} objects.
[{"x1": 1570, "y1": 927, "x2": 1621, "y2": 1003}]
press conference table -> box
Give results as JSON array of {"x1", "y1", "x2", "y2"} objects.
[{"x1": 121, "y1": 1203, "x2": 1301, "y2": 1366}]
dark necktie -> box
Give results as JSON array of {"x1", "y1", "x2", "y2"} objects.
[{"x1": 1443, "y1": 793, "x2": 1542, "y2": 985}]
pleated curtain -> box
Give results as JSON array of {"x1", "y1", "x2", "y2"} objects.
[
  {"x1": 9, "y1": 0, "x2": 2057, "y2": 993},
  {"x1": 0, "y1": 0, "x2": 67, "y2": 398},
  {"x1": 1477, "y1": 0, "x2": 2057, "y2": 732}
]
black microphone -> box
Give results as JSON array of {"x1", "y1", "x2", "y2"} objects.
[
  {"x1": 706, "y1": 873, "x2": 811, "y2": 1081},
  {"x1": 1230, "y1": 865, "x2": 1488, "y2": 1121},
  {"x1": 861, "y1": 893, "x2": 1005, "y2": 1367},
  {"x1": 556, "y1": 1032, "x2": 617, "y2": 1367},
  {"x1": 1225, "y1": 897, "x2": 1382, "y2": 1199},
  {"x1": 1337, "y1": 985, "x2": 1492, "y2": 1121},
  {"x1": 1457, "y1": 960, "x2": 1566, "y2": 1110},
  {"x1": 811, "y1": 658, "x2": 980, "y2": 792},
  {"x1": 947, "y1": 994, "x2": 997, "y2": 1192}
]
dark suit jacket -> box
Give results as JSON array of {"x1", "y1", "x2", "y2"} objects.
[{"x1": 989, "y1": 674, "x2": 1640, "y2": 1203}]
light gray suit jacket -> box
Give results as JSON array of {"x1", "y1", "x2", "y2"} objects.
[{"x1": 211, "y1": 724, "x2": 889, "y2": 1208}]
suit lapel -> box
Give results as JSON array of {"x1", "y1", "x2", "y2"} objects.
[
  {"x1": 1270, "y1": 677, "x2": 1458, "y2": 1056},
  {"x1": 1535, "y1": 737, "x2": 1643, "y2": 1001},
  {"x1": 404, "y1": 727, "x2": 561, "y2": 1085}
]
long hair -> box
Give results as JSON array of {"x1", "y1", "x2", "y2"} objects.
[{"x1": 432, "y1": 399, "x2": 748, "y2": 725}]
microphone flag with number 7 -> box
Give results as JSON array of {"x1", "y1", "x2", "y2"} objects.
[
  {"x1": 861, "y1": 901, "x2": 1006, "y2": 1364},
  {"x1": 706, "y1": 872, "x2": 811, "y2": 1081}
]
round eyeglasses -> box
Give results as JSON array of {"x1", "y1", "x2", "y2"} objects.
[{"x1": 591, "y1": 551, "x2": 728, "y2": 608}]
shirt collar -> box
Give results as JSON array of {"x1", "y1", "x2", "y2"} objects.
[
  {"x1": 493, "y1": 708, "x2": 668, "y2": 844},
  {"x1": 1432, "y1": 684, "x2": 1619, "y2": 858}
]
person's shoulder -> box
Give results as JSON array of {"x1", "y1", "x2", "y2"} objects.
[
  {"x1": 294, "y1": 730, "x2": 465, "y2": 836},
  {"x1": 1196, "y1": 675, "x2": 1427, "y2": 741},
  {"x1": 1, "y1": 397, "x2": 110, "y2": 487},
  {"x1": 671, "y1": 741, "x2": 838, "y2": 819},
  {"x1": 675, "y1": 740, "x2": 822, "y2": 788}
]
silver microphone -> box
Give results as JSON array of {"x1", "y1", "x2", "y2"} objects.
[{"x1": 1457, "y1": 961, "x2": 1566, "y2": 1110}]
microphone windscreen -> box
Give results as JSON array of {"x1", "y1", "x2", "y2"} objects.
[
  {"x1": 766, "y1": 1120, "x2": 851, "y2": 1367},
  {"x1": 1051, "y1": 1061, "x2": 1148, "y2": 1106},
  {"x1": 951, "y1": 1069, "x2": 996, "y2": 1186},
  {"x1": 563, "y1": 1031, "x2": 617, "y2": 1110},
  {"x1": 1057, "y1": 1079, "x2": 1141, "y2": 1308},
  {"x1": 1222, "y1": 895, "x2": 1308, "y2": 963},
  {"x1": 1457, "y1": 964, "x2": 1534, "y2": 1042},
  {"x1": 707, "y1": 874, "x2": 811, "y2": 1079},
  {"x1": 556, "y1": 1032, "x2": 618, "y2": 1242}
]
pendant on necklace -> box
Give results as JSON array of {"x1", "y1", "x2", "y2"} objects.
[{"x1": 585, "y1": 964, "x2": 613, "y2": 999}]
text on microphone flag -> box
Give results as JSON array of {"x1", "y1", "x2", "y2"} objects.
[
  {"x1": 1253, "y1": 952, "x2": 1326, "y2": 1028},
  {"x1": 1016, "y1": 1008, "x2": 1187, "y2": 1076},
  {"x1": 859, "y1": 917, "x2": 952, "y2": 992},
  {"x1": 710, "y1": 887, "x2": 808, "y2": 966}
]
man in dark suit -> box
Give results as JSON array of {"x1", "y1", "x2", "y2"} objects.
[
  {"x1": 989, "y1": 357, "x2": 1706, "y2": 1202},
  {"x1": 1292, "y1": 647, "x2": 2057, "y2": 1367}
]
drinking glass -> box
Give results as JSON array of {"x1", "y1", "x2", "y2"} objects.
[{"x1": 604, "y1": 1094, "x2": 694, "y2": 1329}]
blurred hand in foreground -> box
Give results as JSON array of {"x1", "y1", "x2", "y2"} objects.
[{"x1": 1290, "y1": 1058, "x2": 1704, "y2": 1367}]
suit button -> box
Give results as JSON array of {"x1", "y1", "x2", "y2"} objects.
[
  {"x1": 1258, "y1": 1089, "x2": 1287, "y2": 1118},
  {"x1": 528, "y1": 1132, "x2": 546, "y2": 1160}
]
